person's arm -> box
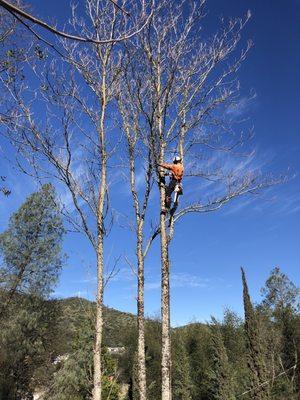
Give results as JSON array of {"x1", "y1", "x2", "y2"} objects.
[{"x1": 158, "y1": 162, "x2": 173, "y2": 170}]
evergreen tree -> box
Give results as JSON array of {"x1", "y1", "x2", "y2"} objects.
[
  {"x1": 241, "y1": 268, "x2": 270, "y2": 400},
  {"x1": 205, "y1": 320, "x2": 235, "y2": 400},
  {"x1": 0, "y1": 184, "x2": 64, "y2": 399},
  {"x1": 0, "y1": 183, "x2": 64, "y2": 309},
  {"x1": 185, "y1": 324, "x2": 212, "y2": 399},
  {"x1": 221, "y1": 310, "x2": 249, "y2": 396},
  {"x1": 172, "y1": 330, "x2": 194, "y2": 400}
]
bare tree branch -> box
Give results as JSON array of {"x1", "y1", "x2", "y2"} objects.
[{"x1": 0, "y1": 0, "x2": 153, "y2": 44}]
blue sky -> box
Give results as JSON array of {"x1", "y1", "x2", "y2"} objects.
[{"x1": 0, "y1": 0, "x2": 299, "y2": 326}]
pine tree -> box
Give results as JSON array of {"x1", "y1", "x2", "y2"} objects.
[
  {"x1": 205, "y1": 321, "x2": 235, "y2": 400},
  {"x1": 241, "y1": 268, "x2": 270, "y2": 400},
  {"x1": 0, "y1": 183, "x2": 64, "y2": 309},
  {"x1": 0, "y1": 184, "x2": 64, "y2": 399}
]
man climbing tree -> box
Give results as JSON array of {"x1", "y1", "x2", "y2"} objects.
[{"x1": 159, "y1": 156, "x2": 184, "y2": 210}]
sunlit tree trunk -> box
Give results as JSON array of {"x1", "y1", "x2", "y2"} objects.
[
  {"x1": 137, "y1": 225, "x2": 147, "y2": 400},
  {"x1": 118, "y1": 78, "x2": 154, "y2": 399},
  {"x1": 159, "y1": 190, "x2": 172, "y2": 400},
  {"x1": 93, "y1": 68, "x2": 108, "y2": 400}
]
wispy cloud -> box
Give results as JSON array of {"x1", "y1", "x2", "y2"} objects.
[
  {"x1": 222, "y1": 195, "x2": 257, "y2": 216},
  {"x1": 226, "y1": 95, "x2": 256, "y2": 118},
  {"x1": 145, "y1": 272, "x2": 210, "y2": 291},
  {"x1": 270, "y1": 186, "x2": 300, "y2": 216},
  {"x1": 172, "y1": 273, "x2": 210, "y2": 288},
  {"x1": 73, "y1": 265, "x2": 136, "y2": 286},
  {"x1": 223, "y1": 177, "x2": 300, "y2": 217}
]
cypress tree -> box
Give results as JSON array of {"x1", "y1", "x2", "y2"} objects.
[
  {"x1": 206, "y1": 321, "x2": 235, "y2": 400},
  {"x1": 172, "y1": 331, "x2": 194, "y2": 400},
  {"x1": 241, "y1": 268, "x2": 270, "y2": 400}
]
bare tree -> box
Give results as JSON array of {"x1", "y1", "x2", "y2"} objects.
[
  {"x1": 119, "y1": 1, "x2": 281, "y2": 399},
  {"x1": 118, "y1": 74, "x2": 154, "y2": 399},
  {"x1": 0, "y1": 1, "x2": 30, "y2": 196},
  {"x1": 0, "y1": 1, "x2": 27, "y2": 107},
  {"x1": 0, "y1": 1, "x2": 150, "y2": 399}
]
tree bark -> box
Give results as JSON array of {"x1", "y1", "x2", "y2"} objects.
[
  {"x1": 122, "y1": 111, "x2": 149, "y2": 400},
  {"x1": 137, "y1": 224, "x2": 147, "y2": 400},
  {"x1": 156, "y1": 153, "x2": 173, "y2": 399},
  {"x1": 94, "y1": 234, "x2": 104, "y2": 400},
  {"x1": 159, "y1": 177, "x2": 172, "y2": 400},
  {"x1": 93, "y1": 69, "x2": 108, "y2": 400}
]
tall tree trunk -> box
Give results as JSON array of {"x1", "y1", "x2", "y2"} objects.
[
  {"x1": 93, "y1": 70, "x2": 108, "y2": 400},
  {"x1": 124, "y1": 128, "x2": 149, "y2": 400},
  {"x1": 160, "y1": 181, "x2": 172, "y2": 400},
  {"x1": 137, "y1": 225, "x2": 147, "y2": 400},
  {"x1": 94, "y1": 233, "x2": 104, "y2": 400},
  {"x1": 154, "y1": 43, "x2": 172, "y2": 399}
]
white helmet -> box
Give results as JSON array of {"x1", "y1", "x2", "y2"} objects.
[{"x1": 173, "y1": 155, "x2": 182, "y2": 163}]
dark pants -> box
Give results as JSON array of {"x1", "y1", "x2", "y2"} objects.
[{"x1": 165, "y1": 179, "x2": 181, "y2": 208}]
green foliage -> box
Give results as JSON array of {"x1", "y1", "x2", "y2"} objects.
[
  {"x1": 0, "y1": 279, "x2": 298, "y2": 400},
  {"x1": 0, "y1": 183, "x2": 64, "y2": 301},
  {"x1": 172, "y1": 330, "x2": 194, "y2": 400},
  {"x1": 129, "y1": 351, "x2": 139, "y2": 400},
  {"x1": 260, "y1": 267, "x2": 300, "y2": 398},
  {"x1": 261, "y1": 267, "x2": 299, "y2": 313},
  {"x1": 242, "y1": 268, "x2": 270, "y2": 400},
  {"x1": 0, "y1": 184, "x2": 64, "y2": 399},
  {"x1": 145, "y1": 319, "x2": 162, "y2": 399},
  {"x1": 221, "y1": 310, "x2": 249, "y2": 393},
  {"x1": 46, "y1": 304, "x2": 120, "y2": 400},
  {"x1": 205, "y1": 320, "x2": 235, "y2": 400},
  {"x1": 118, "y1": 318, "x2": 162, "y2": 400},
  {"x1": 184, "y1": 323, "x2": 212, "y2": 399},
  {"x1": 0, "y1": 296, "x2": 60, "y2": 400}
]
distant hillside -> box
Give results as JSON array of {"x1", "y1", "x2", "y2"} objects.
[
  {"x1": 53, "y1": 297, "x2": 211, "y2": 353},
  {"x1": 54, "y1": 297, "x2": 138, "y2": 351}
]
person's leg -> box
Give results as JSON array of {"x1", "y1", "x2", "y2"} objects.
[{"x1": 165, "y1": 179, "x2": 176, "y2": 209}]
